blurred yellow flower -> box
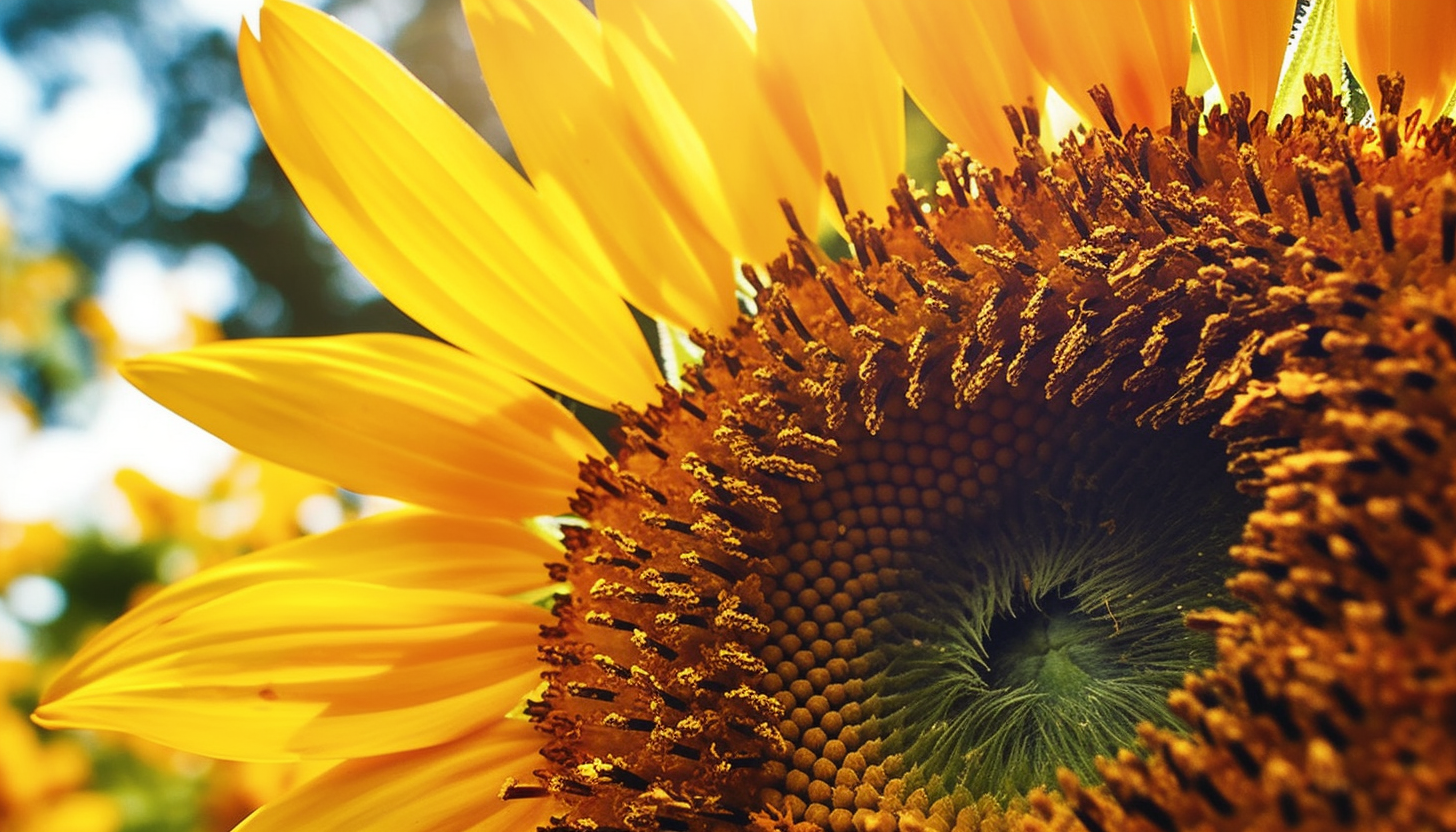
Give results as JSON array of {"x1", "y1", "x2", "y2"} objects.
[
  {"x1": 116, "y1": 456, "x2": 348, "y2": 568},
  {"x1": 72, "y1": 296, "x2": 224, "y2": 372},
  {"x1": 197, "y1": 757, "x2": 335, "y2": 832},
  {"x1": 0, "y1": 225, "x2": 79, "y2": 359},
  {"x1": 0, "y1": 662, "x2": 119, "y2": 832},
  {"x1": 1, "y1": 202, "x2": 352, "y2": 832},
  {"x1": 0, "y1": 525, "x2": 67, "y2": 589}
]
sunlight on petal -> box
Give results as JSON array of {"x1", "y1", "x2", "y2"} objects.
[
  {"x1": 755, "y1": 0, "x2": 904, "y2": 220},
  {"x1": 122, "y1": 333, "x2": 602, "y2": 518},
  {"x1": 1012, "y1": 0, "x2": 1191, "y2": 132},
  {"x1": 240, "y1": 0, "x2": 660, "y2": 408},
  {"x1": 235, "y1": 721, "x2": 553, "y2": 832},
  {"x1": 858, "y1": 0, "x2": 1044, "y2": 172},
  {"x1": 37, "y1": 580, "x2": 549, "y2": 762},
  {"x1": 50, "y1": 509, "x2": 559, "y2": 690},
  {"x1": 598, "y1": 0, "x2": 819, "y2": 264},
  {"x1": 464, "y1": 0, "x2": 737, "y2": 333},
  {"x1": 1192, "y1": 0, "x2": 1297, "y2": 113},
  {"x1": 1337, "y1": 0, "x2": 1456, "y2": 123}
]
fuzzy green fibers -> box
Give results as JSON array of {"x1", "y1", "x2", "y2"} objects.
[{"x1": 871, "y1": 419, "x2": 1248, "y2": 799}]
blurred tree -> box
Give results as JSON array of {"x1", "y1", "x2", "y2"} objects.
[{"x1": 0, "y1": 0, "x2": 474, "y2": 407}]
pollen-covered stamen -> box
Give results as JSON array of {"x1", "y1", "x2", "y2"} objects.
[{"x1": 1024, "y1": 76, "x2": 1456, "y2": 832}]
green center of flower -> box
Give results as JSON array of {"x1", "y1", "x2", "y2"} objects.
[
  {"x1": 985, "y1": 589, "x2": 1105, "y2": 691},
  {"x1": 870, "y1": 419, "x2": 1247, "y2": 799}
]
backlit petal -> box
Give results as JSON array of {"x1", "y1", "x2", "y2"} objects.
[
  {"x1": 50, "y1": 509, "x2": 559, "y2": 693},
  {"x1": 755, "y1": 0, "x2": 904, "y2": 219},
  {"x1": 122, "y1": 333, "x2": 601, "y2": 518},
  {"x1": 1012, "y1": 0, "x2": 1191, "y2": 132},
  {"x1": 240, "y1": 0, "x2": 660, "y2": 408},
  {"x1": 1192, "y1": 0, "x2": 1298, "y2": 112},
  {"x1": 36, "y1": 580, "x2": 548, "y2": 762},
  {"x1": 1337, "y1": 0, "x2": 1456, "y2": 123},
  {"x1": 235, "y1": 721, "x2": 553, "y2": 832},
  {"x1": 598, "y1": 0, "x2": 819, "y2": 264},
  {"x1": 858, "y1": 0, "x2": 1043, "y2": 172},
  {"x1": 463, "y1": 0, "x2": 736, "y2": 333}
]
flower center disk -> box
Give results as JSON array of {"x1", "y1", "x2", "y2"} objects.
[
  {"x1": 755, "y1": 382, "x2": 1245, "y2": 826},
  {"x1": 525, "y1": 85, "x2": 1444, "y2": 832}
]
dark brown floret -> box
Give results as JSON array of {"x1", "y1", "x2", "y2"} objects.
[
  {"x1": 521, "y1": 74, "x2": 1456, "y2": 832},
  {"x1": 1025, "y1": 77, "x2": 1456, "y2": 832}
]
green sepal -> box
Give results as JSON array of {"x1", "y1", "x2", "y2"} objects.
[{"x1": 1271, "y1": 0, "x2": 1345, "y2": 121}]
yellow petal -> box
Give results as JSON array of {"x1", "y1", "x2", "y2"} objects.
[
  {"x1": 755, "y1": 0, "x2": 904, "y2": 219},
  {"x1": 857, "y1": 0, "x2": 1044, "y2": 172},
  {"x1": 1192, "y1": 0, "x2": 1298, "y2": 112},
  {"x1": 599, "y1": 0, "x2": 820, "y2": 264},
  {"x1": 1011, "y1": 0, "x2": 1191, "y2": 132},
  {"x1": 1337, "y1": 0, "x2": 1456, "y2": 123},
  {"x1": 240, "y1": 0, "x2": 660, "y2": 408},
  {"x1": 36, "y1": 580, "x2": 548, "y2": 762},
  {"x1": 235, "y1": 721, "x2": 553, "y2": 832},
  {"x1": 121, "y1": 333, "x2": 600, "y2": 518},
  {"x1": 463, "y1": 0, "x2": 736, "y2": 333},
  {"x1": 49, "y1": 509, "x2": 558, "y2": 695}
]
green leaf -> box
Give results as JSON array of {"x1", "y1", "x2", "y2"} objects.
[
  {"x1": 657, "y1": 316, "x2": 705, "y2": 389},
  {"x1": 1271, "y1": 0, "x2": 1345, "y2": 122}
]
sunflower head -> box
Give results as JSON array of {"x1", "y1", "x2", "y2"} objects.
[{"x1": 27, "y1": 3, "x2": 1456, "y2": 832}]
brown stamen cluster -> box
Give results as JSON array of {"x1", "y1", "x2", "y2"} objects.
[
  {"x1": 517, "y1": 75, "x2": 1456, "y2": 832},
  {"x1": 1030, "y1": 79, "x2": 1456, "y2": 832}
]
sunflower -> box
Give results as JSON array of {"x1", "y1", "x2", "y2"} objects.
[{"x1": 32, "y1": 1, "x2": 1456, "y2": 831}]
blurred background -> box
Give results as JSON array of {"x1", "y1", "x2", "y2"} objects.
[{"x1": 0, "y1": 1, "x2": 517, "y2": 829}]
